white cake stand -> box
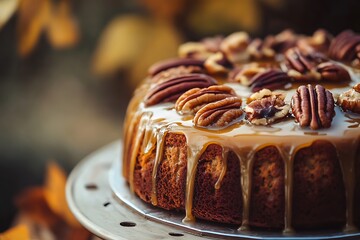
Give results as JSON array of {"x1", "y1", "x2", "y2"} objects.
[{"x1": 66, "y1": 140, "x2": 360, "y2": 240}]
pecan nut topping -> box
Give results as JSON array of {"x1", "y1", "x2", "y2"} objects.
[
  {"x1": 150, "y1": 65, "x2": 204, "y2": 83},
  {"x1": 297, "y1": 29, "x2": 332, "y2": 53},
  {"x1": 263, "y1": 29, "x2": 298, "y2": 54},
  {"x1": 284, "y1": 47, "x2": 323, "y2": 81},
  {"x1": 316, "y1": 62, "x2": 351, "y2": 82},
  {"x1": 228, "y1": 64, "x2": 267, "y2": 86},
  {"x1": 148, "y1": 58, "x2": 204, "y2": 76},
  {"x1": 144, "y1": 73, "x2": 217, "y2": 106},
  {"x1": 204, "y1": 52, "x2": 233, "y2": 74},
  {"x1": 249, "y1": 69, "x2": 292, "y2": 92},
  {"x1": 245, "y1": 89, "x2": 290, "y2": 125},
  {"x1": 291, "y1": 84, "x2": 335, "y2": 130},
  {"x1": 329, "y1": 30, "x2": 360, "y2": 64},
  {"x1": 220, "y1": 31, "x2": 250, "y2": 63},
  {"x1": 175, "y1": 85, "x2": 237, "y2": 115},
  {"x1": 193, "y1": 97, "x2": 243, "y2": 128},
  {"x1": 284, "y1": 47, "x2": 349, "y2": 82},
  {"x1": 337, "y1": 83, "x2": 360, "y2": 114},
  {"x1": 247, "y1": 38, "x2": 275, "y2": 60},
  {"x1": 178, "y1": 36, "x2": 223, "y2": 60}
]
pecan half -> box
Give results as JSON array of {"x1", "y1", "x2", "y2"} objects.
[
  {"x1": 228, "y1": 64, "x2": 267, "y2": 86},
  {"x1": 204, "y1": 52, "x2": 233, "y2": 74},
  {"x1": 328, "y1": 30, "x2": 360, "y2": 64},
  {"x1": 150, "y1": 65, "x2": 204, "y2": 83},
  {"x1": 247, "y1": 38, "x2": 275, "y2": 60},
  {"x1": 148, "y1": 58, "x2": 204, "y2": 76},
  {"x1": 284, "y1": 47, "x2": 349, "y2": 82},
  {"x1": 178, "y1": 36, "x2": 223, "y2": 60},
  {"x1": 284, "y1": 47, "x2": 322, "y2": 81},
  {"x1": 245, "y1": 89, "x2": 290, "y2": 125},
  {"x1": 194, "y1": 97, "x2": 243, "y2": 128},
  {"x1": 263, "y1": 29, "x2": 298, "y2": 53},
  {"x1": 337, "y1": 83, "x2": 360, "y2": 114},
  {"x1": 249, "y1": 69, "x2": 292, "y2": 92},
  {"x1": 291, "y1": 84, "x2": 335, "y2": 130},
  {"x1": 144, "y1": 74, "x2": 217, "y2": 106},
  {"x1": 316, "y1": 62, "x2": 351, "y2": 82},
  {"x1": 297, "y1": 29, "x2": 332, "y2": 53},
  {"x1": 220, "y1": 31, "x2": 250, "y2": 63},
  {"x1": 175, "y1": 85, "x2": 237, "y2": 115}
]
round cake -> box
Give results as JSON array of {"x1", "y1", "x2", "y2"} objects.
[{"x1": 122, "y1": 29, "x2": 360, "y2": 232}]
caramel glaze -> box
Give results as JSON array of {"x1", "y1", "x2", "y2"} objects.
[{"x1": 123, "y1": 72, "x2": 360, "y2": 233}]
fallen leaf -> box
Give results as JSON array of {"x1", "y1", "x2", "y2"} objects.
[
  {"x1": 44, "y1": 161, "x2": 80, "y2": 228},
  {"x1": 0, "y1": 0, "x2": 19, "y2": 29},
  {"x1": 0, "y1": 225, "x2": 30, "y2": 240},
  {"x1": 17, "y1": 0, "x2": 51, "y2": 57},
  {"x1": 46, "y1": 0, "x2": 79, "y2": 48},
  {"x1": 91, "y1": 15, "x2": 150, "y2": 76},
  {"x1": 16, "y1": 187, "x2": 60, "y2": 226}
]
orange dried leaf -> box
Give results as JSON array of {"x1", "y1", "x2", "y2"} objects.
[
  {"x1": 44, "y1": 161, "x2": 80, "y2": 228},
  {"x1": 15, "y1": 187, "x2": 60, "y2": 226},
  {"x1": 17, "y1": 0, "x2": 51, "y2": 57},
  {"x1": 0, "y1": 0, "x2": 19, "y2": 29},
  {"x1": 0, "y1": 225, "x2": 30, "y2": 240},
  {"x1": 46, "y1": 0, "x2": 80, "y2": 48}
]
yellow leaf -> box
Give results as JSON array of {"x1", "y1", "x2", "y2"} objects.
[
  {"x1": 46, "y1": 0, "x2": 80, "y2": 48},
  {"x1": 0, "y1": 0, "x2": 19, "y2": 29},
  {"x1": 129, "y1": 20, "x2": 183, "y2": 87},
  {"x1": 91, "y1": 15, "x2": 150, "y2": 76},
  {"x1": 44, "y1": 161, "x2": 80, "y2": 228},
  {"x1": 17, "y1": 0, "x2": 51, "y2": 57},
  {"x1": 0, "y1": 225, "x2": 30, "y2": 240}
]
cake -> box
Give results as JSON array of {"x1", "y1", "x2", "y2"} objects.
[{"x1": 122, "y1": 29, "x2": 360, "y2": 232}]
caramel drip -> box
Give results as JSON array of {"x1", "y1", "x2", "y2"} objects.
[
  {"x1": 150, "y1": 127, "x2": 167, "y2": 206},
  {"x1": 335, "y1": 138, "x2": 360, "y2": 232},
  {"x1": 279, "y1": 144, "x2": 308, "y2": 233},
  {"x1": 128, "y1": 112, "x2": 153, "y2": 192},
  {"x1": 215, "y1": 147, "x2": 230, "y2": 190},
  {"x1": 238, "y1": 147, "x2": 256, "y2": 231},
  {"x1": 183, "y1": 142, "x2": 213, "y2": 223}
]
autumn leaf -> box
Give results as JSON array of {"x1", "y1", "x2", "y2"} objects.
[
  {"x1": 92, "y1": 15, "x2": 150, "y2": 76},
  {"x1": 16, "y1": 0, "x2": 80, "y2": 57},
  {"x1": 46, "y1": 0, "x2": 79, "y2": 48},
  {"x1": 128, "y1": 20, "x2": 183, "y2": 87},
  {"x1": 44, "y1": 161, "x2": 81, "y2": 228},
  {"x1": 92, "y1": 15, "x2": 183, "y2": 87},
  {"x1": 0, "y1": 225, "x2": 30, "y2": 240},
  {"x1": 16, "y1": 187, "x2": 60, "y2": 226},
  {"x1": 17, "y1": 0, "x2": 51, "y2": 57},
  {"x1": 0, "y1": 0, "x2": 19, "y2": 29}
]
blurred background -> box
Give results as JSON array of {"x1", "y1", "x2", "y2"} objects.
[{"x1": 1, "y1": 0, "x2": 360, "y2": 237}]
